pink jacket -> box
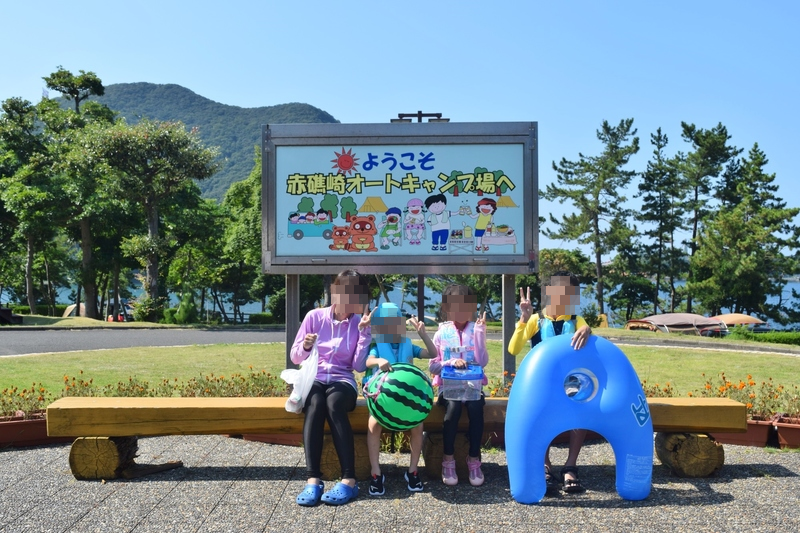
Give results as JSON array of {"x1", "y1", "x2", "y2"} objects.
[
  {"x1": 429, "y1": 321, "x2": 489, "y2": 387},
  {"x1": 290, "y1": 306, "x2": 371, "y2": 391}
]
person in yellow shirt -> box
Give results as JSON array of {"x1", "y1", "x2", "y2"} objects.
[{"x1": 507, "y1": 271, "x2": 592, "y2": 495}]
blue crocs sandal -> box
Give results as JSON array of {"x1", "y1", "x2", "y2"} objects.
[
  {"x1": 296, "y1": 482, "x2": 324, "y2": 506},
  {"x1": 321, "y1": 482, "x2": 359, "y2": 505}
]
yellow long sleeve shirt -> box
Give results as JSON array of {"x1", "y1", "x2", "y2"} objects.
[{"x1": 507, "y1": 312, "x2": 589, "y2": 356}]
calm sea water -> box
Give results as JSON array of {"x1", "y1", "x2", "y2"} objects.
[{"x1": 19, "y1": 279, "x2": 800, "y2": 328}]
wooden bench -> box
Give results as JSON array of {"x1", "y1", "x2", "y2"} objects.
[{"x1": 47, "y1": 396, "x2": 745, "y2": 480}]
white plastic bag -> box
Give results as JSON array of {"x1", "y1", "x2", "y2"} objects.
[{"x1": 281, "y1": 342, "x2": 319, "y2": 413}]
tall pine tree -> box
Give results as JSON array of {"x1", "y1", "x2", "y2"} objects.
[{"x1": 543, "y1": 119, "x2": 639, "y2": 315}]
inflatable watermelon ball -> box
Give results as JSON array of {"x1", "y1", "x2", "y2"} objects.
[{"x1": 365, "y1": 363, "x2": 434, "y2": 431}]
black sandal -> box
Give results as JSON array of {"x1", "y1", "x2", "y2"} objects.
[
  {"x1": 544, "y1": 465, "x2": 560, "y2": 495},
  {"x1": 560, "y1": 466, "x2": 586, "y2": 493}
]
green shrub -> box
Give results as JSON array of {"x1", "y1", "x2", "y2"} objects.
[
  {"x1": 726, "y1": 328, "x2": 800, "y2": 346},
  {"x1": 581, "y1": 303, "x2": 602, "y2": 328},
  {"x1": 11, "y1": 304, "x2": 69, "y2": 316},
  {"x1": 249, "y1": 313, "x2": 276, "y2": 324},
  {"x1": 133, "y1": 296, "x2": 167, "y2": 322},
  {"x1": 163, "y1": 308, "x2": 178, "y2": 324},
  {"x1": 175, "y1": 291, "x2": 199, "y2": 324}
]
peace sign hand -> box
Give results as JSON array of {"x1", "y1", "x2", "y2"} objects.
[
  {"x1": 407, "y1": 315, "x2": 425, "y2": 335},
  {"x1": 518, "y1": 286, "x2": 533, "y2": 323},
  {"x1": 359, "y1": 305, "x2": 375, "y2": 331},
  {"x1": 475, "y1": 311, "x2": 487, "y2": 327}
]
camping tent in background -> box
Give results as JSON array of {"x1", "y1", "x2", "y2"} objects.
[
  {"x1": 62, "y1": 303, "x2": 85, "y2": 317},
  {"x1": 711, "y1": 313, "x2": 766, "y2": 326},
  {"x1": 624, "y1": 313, "x2": 725, "y2": 335}
]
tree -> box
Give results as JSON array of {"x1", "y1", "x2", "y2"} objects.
[
  {"x1": 0, "y1": 97, "x2": 67, "y2": 311},
  {"x1": 679, "y1": 122, "x2": 740, "y2": 312},
  {"x1": 90, "y1": 119, "x2": 219, "y2": 309},
  {"x1": 636, "y1": 128, "x2": 687, "y2": 313},
  {"x1": 42, "y1": 66, "x2": 104, "y2": 115},
  {"x1": 48, "y1": 66, "x2": 115, "y2": 320},
  {"x1": 606, "y1": 230, "x2": 655, "y2": 322},
  {"x1": 689, "y1": 144, "x2": 799, "y2": 321},
  {"x1": 543, "y1": 119, "x2": 640, "y2": 314}
]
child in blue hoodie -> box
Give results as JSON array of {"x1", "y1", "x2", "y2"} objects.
[{"x1": 365, "y1": 303, "x2": 436, "y2": 496}]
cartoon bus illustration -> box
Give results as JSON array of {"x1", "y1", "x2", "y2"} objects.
[{"x1": 287, "y1": 210, "x2": 334, "y2": 240}]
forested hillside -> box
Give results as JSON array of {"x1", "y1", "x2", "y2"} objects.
[{"x1": 90, "y1": 83, "x2": 338, "y2": 199}]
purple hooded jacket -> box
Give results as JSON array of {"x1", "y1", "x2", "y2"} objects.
[{"x1": 290, "y1": 306, "x2": 371, "y2": 391}]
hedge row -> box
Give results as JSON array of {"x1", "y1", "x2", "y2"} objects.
[
  {"x1": 248, "y1": 313, "x2": 280, "y2": 325},
  {"x1": 726, "y1": 329, "x2": 800, "y2": 346},
  {"x1": 9, "y1": 304, "x2": 69, "y2": 316}
]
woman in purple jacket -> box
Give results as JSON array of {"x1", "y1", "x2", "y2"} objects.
[{"x1": 291, "y1": 270, "x2": 374, "y2": 506}]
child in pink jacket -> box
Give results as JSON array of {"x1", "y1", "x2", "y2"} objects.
[{"x1": 429, "y1": 283, "x2": 489, "y2": 486}]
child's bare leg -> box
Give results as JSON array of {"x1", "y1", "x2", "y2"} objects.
[
  {"x1": 408, "y1": 423, "x2": 423, "y2": 472},
  {"x1": 367, "y1": 416, "x2": 383, "y2": 476},
  {"x1": 563, "y1": 429, "x2": 587, "y2": 482}
]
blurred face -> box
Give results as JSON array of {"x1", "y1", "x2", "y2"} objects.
[
  {"x1": 443, "y1": 294, "x2": 477, "y2": 325},
  {"x1": 331, "y1": 277, "x2": 368, "y2": 315},
  {"x1": 374, "y1": 316, "x2": 406, "y2": 343},
  {"x1": 545, "y1": 276, "x2": 580, "y2": 316}
]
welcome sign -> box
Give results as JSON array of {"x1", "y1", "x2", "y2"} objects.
[{"x1": 262, "y1": 122, "x2": 538, "y2": 274}]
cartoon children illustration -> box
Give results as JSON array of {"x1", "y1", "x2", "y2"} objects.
[
  {"x1": 425, "y1": 193, "x2": 456, "y2": 251},
  {"x1": 289, "y1": 212, "x2": 301, "y2": 224},
  {"x1": 305, "y1": 212, "x2": 316, "y2": 224},
  {"x1": 469, "y1": 198, "x2": 497, "y2": 251},
  {"x1": 315, "y1": 209, "x2": 330, "y2": 225},
  {"x1": 404, "y1": 198, "x2": 426, "y2": 245},
  {"x1": 377, "y1": 207, "x2": 402, "y2": 250}
]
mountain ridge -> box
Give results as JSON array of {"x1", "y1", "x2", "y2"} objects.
[{"x1": 90, "y1": 82, "x2": 339, "y2": 200}]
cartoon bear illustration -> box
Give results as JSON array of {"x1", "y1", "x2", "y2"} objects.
[
  {"x1": 328, "y1": 226, "x2": 350, "y2": 251},
  {"x1": 345, "y1": 215, "x2": 378, "y2": 252}
]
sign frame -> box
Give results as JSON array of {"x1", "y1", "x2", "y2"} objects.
[{"x1": 262, "y1": 121, "x2": 538, "y2": 275}]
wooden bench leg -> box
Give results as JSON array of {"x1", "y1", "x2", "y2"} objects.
[
  {"x1": 319, "y1": 434, "x2": 372, "y2": 481},
  {"x1": 654, "y1": 432, "x2": 724, "y2": 478},
  {"x1": 69, "y1": 437, "x2": 140, "y2": 480},
  {"x1": 69, "y1": 436, "x2": 183, "y2": 480}
]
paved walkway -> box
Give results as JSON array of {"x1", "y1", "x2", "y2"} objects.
[{"x1": 2, "y1": 436, "x2": 799, "y2": 532}]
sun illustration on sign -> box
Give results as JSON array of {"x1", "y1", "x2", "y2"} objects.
[{"x1": 331, "y1": 147, "x2": 359, "y2": 176}]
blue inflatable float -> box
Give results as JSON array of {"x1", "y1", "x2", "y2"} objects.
[{"x1": 506, "y1": 335, "x2": 653, "y2": 504}]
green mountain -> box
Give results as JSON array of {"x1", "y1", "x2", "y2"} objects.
[{"x1": 90, "y1": 83, "x2": 339, "y2": 200}]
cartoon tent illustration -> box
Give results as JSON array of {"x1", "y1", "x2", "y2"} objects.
[
  {"x1": 496, "y1": 195, "x2": 518, "y2": 208},
  {"x1": 358, "y1": 196, "x2": 390, "y2": 213}
]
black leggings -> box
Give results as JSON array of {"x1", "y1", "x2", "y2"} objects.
[
  {"x1": 438, "y1": 394, "x2": 485, "y2": 457},
  {"x1": 303, "y1": 380, "x2": 357, "y2": 480}
]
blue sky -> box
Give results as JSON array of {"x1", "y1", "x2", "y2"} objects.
[{"x1": 2, "y1": 0, "x2": 798, "y2": 253}]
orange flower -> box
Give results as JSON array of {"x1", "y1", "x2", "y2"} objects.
[
  {"x1": 687, "y1": 392, "x2": 693, "y2": 397},
  {"x1": 705, "y1": 384, "x2": 712, "y2": 390},
  {"x1": 746, "y1": 402, "x2": 753, "y2": 409}
]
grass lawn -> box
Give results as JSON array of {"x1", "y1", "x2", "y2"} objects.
[{"x1": 3, "y1": 340, "x2": 800, "y2": 398}]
